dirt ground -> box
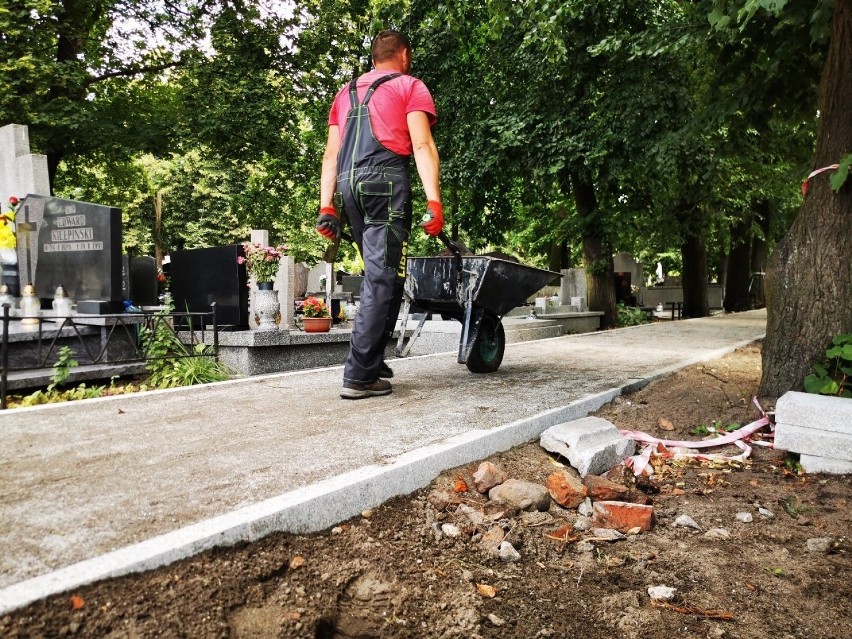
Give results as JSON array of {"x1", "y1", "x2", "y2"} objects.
[{"x1": 3, "y1": 341, "x2": 850, "y2": 639}]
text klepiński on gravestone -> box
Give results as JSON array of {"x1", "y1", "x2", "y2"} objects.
[{"x1": 14, "y1": 194, "x2": 122, "y2": 309}]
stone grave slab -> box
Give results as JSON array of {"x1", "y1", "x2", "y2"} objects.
[{"x1": 14, "y1": 194, "x2": 122, "y2": 310}]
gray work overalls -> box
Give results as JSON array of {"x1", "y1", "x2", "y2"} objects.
[{"x1": 336, "y1": 73, "x2": 412, "y2": 384}]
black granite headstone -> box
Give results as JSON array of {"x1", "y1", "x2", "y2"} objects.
[
  {"x1": 14, "y1": 194, "x2": 122, "y2": 310},
  {"x1": 129, "y1": 256, "x2": 158, "y2": 307},
  {"x1": 170, "y1": 245, "x2": 249, "y2": 329}
]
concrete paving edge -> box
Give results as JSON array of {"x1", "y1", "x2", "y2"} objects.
[{"x1": 0, "y1": 335, "x2": 762, "y2": 615}]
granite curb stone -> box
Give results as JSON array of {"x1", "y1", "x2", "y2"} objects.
[{"x1": 539, "y1": 416, "x2": 635, "y2": 477}]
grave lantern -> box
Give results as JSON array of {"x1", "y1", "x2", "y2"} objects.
[
  {"x1": 0, "y1": 283, "x2": 14, "y2": 309},
  {"x1": 20, "y1": 282, "x2": 41, "y2": 325},
  {"x1": 52, "y1": 284, "x2": 73, "y2": 317}
]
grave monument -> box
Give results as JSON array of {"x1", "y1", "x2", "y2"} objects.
[
  {"x1": 0, "y1": 124, "x2": 50, "y2": 296},
  {"x1": 14, "y1": 194, "x2": 123, "y2": 312}
]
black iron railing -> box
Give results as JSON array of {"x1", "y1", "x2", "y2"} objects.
[{"x1": 0, "y1": 303, "x2": 218, "y2": 409}]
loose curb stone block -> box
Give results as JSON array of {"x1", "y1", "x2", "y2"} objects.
[
  {"x1": 799, "y1": 454, "x2": 852, "y2": 474},
  {"x1": 774, "y1": 424, "x2": 852, "y2": 462},
  {"x1": 774, "y1": 392, "x2": 852, "y2": 473},
  {"x1": 540, "y1": 416, "x2": 635, "y2": 477},
  {"x1": 775, "y1": 391, "x2": 852, "y2": 435}
]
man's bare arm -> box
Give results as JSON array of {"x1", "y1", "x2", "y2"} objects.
[
  {"x1": 407, "y1": 111, "x2": 440, "y2": 203},
  {"x1": 320, "y1": 125, "x2": 341, "y2": 209}
]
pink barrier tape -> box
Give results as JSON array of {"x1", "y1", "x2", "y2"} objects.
[
  {"x1": 621, "y1": 398, "x2": 773, "y2": 475},
  {"x1": 801, "y1": 164, "x2": 840, "y2": 196}
]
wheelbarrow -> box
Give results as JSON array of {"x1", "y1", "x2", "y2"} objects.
[{"x1": 395, "y1": 232, "x2": 562, "y2": 373}]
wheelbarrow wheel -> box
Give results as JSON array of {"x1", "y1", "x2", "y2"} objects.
[{"x1": 466, "y1": 315, "x2": 505, "y2": 373}]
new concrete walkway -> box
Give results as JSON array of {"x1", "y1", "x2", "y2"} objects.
[{"x1": 0, "y1": 310, "x2": 766, "y2": 614}]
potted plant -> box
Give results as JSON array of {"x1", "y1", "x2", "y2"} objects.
[
  {"x1": 238, "y1": 242, "x2": 289, "y2": 289},
  {"x1": 238, "y1": 242, "x2": 288, "y2": 331},
  {"x1": 301, "y1": 296, "x2": 332, "y2": 333}
]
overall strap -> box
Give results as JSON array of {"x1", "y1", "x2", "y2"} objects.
[{"x1": 348, "y1": 73, "x2": 402, "y2": 108}]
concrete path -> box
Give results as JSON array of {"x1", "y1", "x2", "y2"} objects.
[{"x1": 0, "y1": 310, "x2": 766, "y2": 613}]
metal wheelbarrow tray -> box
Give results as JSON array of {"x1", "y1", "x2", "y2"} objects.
[{"x1": 396, "y1": 252, "x2": 561, "y2": 373}]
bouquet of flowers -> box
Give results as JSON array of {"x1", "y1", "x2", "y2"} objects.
[
  {"x1": 301, "y1": 296, "x2": 330, "y2": 318},
  {"x1": 0, "y1": 196, "x2": 19, "y2": 251},
  {"x1": 238, "y1": 242, "x2": 289, "y2": 283}
]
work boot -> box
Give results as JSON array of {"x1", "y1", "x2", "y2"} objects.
[
  {"x1": 340, "y1": 378, "x2": 393, "y2": 400},
  {"x1": 379, "y1": 361, "x2": 394, "y2": 378}
]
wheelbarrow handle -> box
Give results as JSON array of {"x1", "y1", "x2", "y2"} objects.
[
  {"x1": 437, "y1": 230, "x2": 464, "y2": 281},
  {"x1": 437, "y1": 230, "x2": 463, "y2": 259}
]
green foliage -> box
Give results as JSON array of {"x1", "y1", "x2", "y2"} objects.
[
  {"x1": 690, "y1": 424, "x2": 711, "y2": 436},
  {"x1": 782, "y1": 454, "x2": 803, "y2": 475},
  {"x1": 19, "y1": 347, "x2": 105, "y2": 406},
  {"x1": 49, "y1": 346, "x2": 79, "y2": 390},
  {"x1": 5, "y1": 0, "x2": 831, "y2": 292},
  {"x1": 19, "y1": 383, "x2": 106, "y2": 407},
  {"x1": 803, "y1": 334, "x2": 852, "y2": 397},
  {"x1": 615, "y1": 304, "x2": 650, "y2": 328},
  {"x1": 780, "y1": 495, "x2": 812, "y2": 518},
  {"x1": 138, "y1": 307, "x2": 231, "y2": 389},
  {"x1": 829, "y1": 154, "x2": 852, "y2": 192}
]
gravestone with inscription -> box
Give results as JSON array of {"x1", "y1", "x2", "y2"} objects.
[
  {"x1": 15, "y1": 194, "x2": 122, "y2": 310},
  {"x1": 122, "y1": 255, "x2": 159, "y2": 307}
]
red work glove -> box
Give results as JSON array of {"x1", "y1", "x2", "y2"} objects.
[
  {"x1": 316, "y1": 206, "x2": 341, "y2": 240},
  {"x1": 421, "y1": 200, "x2": 444, "y2": 237}
]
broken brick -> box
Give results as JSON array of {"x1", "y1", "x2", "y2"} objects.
[
  {"x1": 545, "y1": 468, "x2": 588, "y2": 508},
  {"x1": 583, "y1": 474, "x2": 629, "y2": 502},
  {"x1": 592, "y1": 501, "x2": 654, "y2": 533}
]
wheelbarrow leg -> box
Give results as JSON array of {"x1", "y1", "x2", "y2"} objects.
[
  {"x1": 395, "y1": 298, "x2": 412, "y2": 357},
  {"x1": 396, "y1": 312, "x2": 428, "y2": 357},
  {"x1": 458, "y1": 291, "x2": 485, "y2": 365}
]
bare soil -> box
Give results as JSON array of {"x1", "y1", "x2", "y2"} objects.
[{"x1": 3, "y1": 341, "x2": 851, "y2": 639}]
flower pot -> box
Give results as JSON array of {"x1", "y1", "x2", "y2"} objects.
[
  {"x1": 257, "y1": 281, "x2": 274, "y2": 291},
  {"x1": 253, "y1": 288, "x2": 280, "y2": 331},
  {"x1": 303, "y1": 316, "x2": 332, "y2": 333}
]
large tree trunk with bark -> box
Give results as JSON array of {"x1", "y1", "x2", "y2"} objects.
[
  {"x1": 760, "y1": 1, "x2": 852, "y2": 395},
  {"x1": 724, "y1": 212, "x2": 753, "y2": 312},
  {"x1": 570, "y1": 172, "x2": 616, "y2": 328},
  {"x1": 749, "y1": 199, "x2": 771, "y2": 308},
  {"x1": 676, "y1": 203, "x2": 709, "y2": 318}
]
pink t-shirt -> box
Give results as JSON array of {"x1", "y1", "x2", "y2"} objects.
[{"x1": 328, "y1": 70, "x2": 437, "y2": 157}]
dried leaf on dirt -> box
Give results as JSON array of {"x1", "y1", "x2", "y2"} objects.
[
  {"x1": 476, "y1": 583, "x2": 497, "y2": 598},
  {"x1": 69, "y1": 595, "x2": 85, "y2": 610},
  {"x1": 659, "y1": 418, "x2": 675, "y2": 431},
  {"x1": 453, "y1": 477, "x2": 468, "y2": 493},
  {"x1": 289, "y1": 556, "x2": 306, "y2": 570}
]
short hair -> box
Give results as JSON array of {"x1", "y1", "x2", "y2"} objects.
[{"x1": 371, "y1": 30, "x2": 411, "y2": 64}]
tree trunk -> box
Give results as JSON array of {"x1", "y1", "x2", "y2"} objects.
[
  {"x1": 154, "y1": 192, "x2": 164, "y2": 268},
  {"x1": 547, "y1": 239, "x2": 569, "y2": 272},
  {"x1": 570, "y1": 172, "x2": 616, "y2": 328},
  {"x1": 760, "y1": 1, "x2": 852, "y2": 396},
  {"x1": 676, "y1": 203, "x2": 709, "y2": 318},
  {"x1": 724, "y1": 212, "x2": 753, "y2": 312},
  {"x1": 749, "y1": 199, "x2": 771, "y2": 308},
  {"x1": 680, "y1": 226, "x2": 709, "y2": 318}
]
